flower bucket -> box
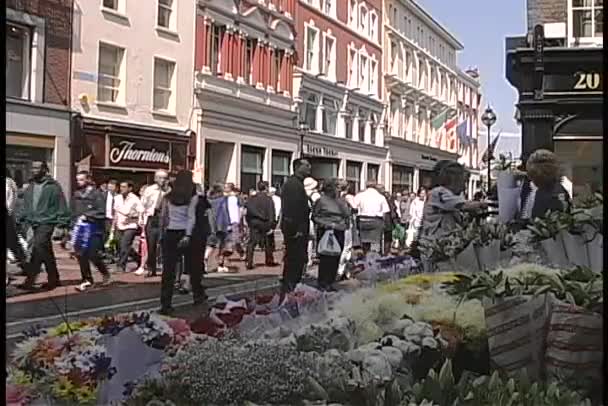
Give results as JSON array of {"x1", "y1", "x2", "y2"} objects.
[
  {"x1": 499, "y1": 248, "x2": 513, "y2": 267},
  {"x1": 540, "y1": 237, "x2": 569, "y2": 269},
  {"x1": 496, "y1": 171, "x2": 517, "y2": 189},
  {"x1": 560, "y1": 230, "x2": 589, "y2": 268},
  {"x1": 476, "y1": 239, "x2": 501, "y2": 271},
  {"x1": 584, "y1": 226, "x2": 603, "y2": 273},
  {"x1": 497, "y1": 187, "x2": 520, "y2": 224},
  {"x1": 454, "y1": 242, "x2": 480, "y2": 272}
]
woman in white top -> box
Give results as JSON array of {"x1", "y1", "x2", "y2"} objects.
[
  {"x1": 406, "y1": 187, "x2": 427, "y2": 247},
  {"x1": 158, "y1": 170, "x2": 199, "y2": 315}
]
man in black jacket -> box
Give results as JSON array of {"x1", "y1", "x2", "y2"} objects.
[
  {"x1": 19, "y1": 161, "x2": 71, "y2": 291},
  {"x1": 280, "y1": 158, "x2": 312, "y2": 292},
  {"x1": 72, "y1": 171, "x2": 112, "y2": 292},
  {"x1": 245, "y1": 181, "x2": 276, "y2": 270}
]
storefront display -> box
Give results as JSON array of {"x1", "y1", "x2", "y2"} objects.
[{"x1": 6, "y1": 145, "x2": 54, "y2": 188}]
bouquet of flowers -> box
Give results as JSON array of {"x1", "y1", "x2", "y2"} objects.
[
  {"x1": 418, "y1": 228, "x2": 471, "y2": 272},
  {"x1": 96, "y1": 313, "x2": 175, "y2": 351}
]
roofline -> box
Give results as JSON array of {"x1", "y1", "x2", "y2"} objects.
[{"x1": 403, "y1": 0, "x2": 464, "y2": 50}]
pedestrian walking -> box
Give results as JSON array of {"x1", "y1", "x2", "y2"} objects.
[
  {"x1": 140, "y1": 171, "x2": 171, "y2": 277},
  {"x1": 112, "y1": 180, "x2": 144, "y2": 273},
  {"x1": 245, "y1": 181, "x2": 276, "y2": 270},
  {"x1": 6, "y1": 176, "x2": 27, "y2": 267},
  {"x1": 18, "y1": 161, "x2": 70, "y2": 291},
  {"x1": 206, "y1": 183, "x2": 233, "y2": 273},
  {"x1": 268, "y1": 186, "x2": 282, "y2": 255},
  {"x1": 337, "y1": 180, "x2": 357, "y2": 279},
  {"x1": 280, "y1": 158, "x2": 312, "y2": 293},
  {"x1": 353, "y1": 182, "x2": 389, "y2": 254},
  {"x1": 71, "y1": 171, "x2": 112, "y2": 292},
  {"x1": 312, "y1": 179, "x2": 350, "y2": 291},
  {"x1": 158, "y1": 170, "x2": 203, "y2": 315},
  {"x1": 380, "y1": 187, "x2": 398, "y2": 255},
  {"x1": 102, "y1": 180, "x2": 118, "y2": 261},
  {"x1": 225, "y1": 183, "x2": 246, "y2": 261},
  {"x1": 406, "y1": 188, "x2": 427, "y2": 247},
  {"x1": 304, "y1": 177, "x2": 321, "y2": 267}
]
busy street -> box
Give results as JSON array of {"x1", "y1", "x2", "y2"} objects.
[{"x1": 5, "y1": 0, "x2": 604, "y2": 405}]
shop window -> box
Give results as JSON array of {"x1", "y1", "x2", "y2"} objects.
[
  {"x1": 367, "y1": 164, "x2": 379, "y2": 184},
  {"x1": 392, "y1": 165, "x2": 413, "y2": 194},
  {"x1": 97, "y1": 42, "x2": 125, "y2": 104},
  {"x1": 153, "y1": 57, "x2": 176, "y2": 113},
  {"x1": 6, "y1": 145, "x2": 53, "y2": 188},
  {"x1": 322, "y1": 97, "x2": 339, "y2": 136},
  {"x1": 241, "y1": 146, "x2": 265, "y2": 193},
  {"x1": 569, "y1": 0, "x2": 603, "y2": 41},
  {"x1": 171, "y1": 143, "x2": 187, "y2": 172},
  {"x1": 6, "y1": 23, "x2": 31, "y2": 100},
  {"x1": 419, "y1": 169, "x2": 434, "y2": 190},
  {"x1": 157, "y1": 0, "x2": 175, "y2": 30},
  {"x1": 346, "y1": 161, "x2": 362, "y2": 194},
  {"x1": 309, "y1": 158, "x2": 339, "y2": 183},
  {"x1": 271, "y1": 150, "x2": 292, "y2": 191}
]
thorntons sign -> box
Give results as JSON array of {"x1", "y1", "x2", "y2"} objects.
[{"x1": 108, "y1": 136, "x2": 171, "y2": 169}]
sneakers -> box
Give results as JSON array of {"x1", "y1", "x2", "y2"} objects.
[
  {"x1": 75, "y1": 281, "x2": 93, "y2": 292},
  {"x1": 217, "y1": 266, "x2": 230, "y2": 273},
  {"x1": 101, "y1": 274, "x2": 112, "y2": 286},
  {"x1": 134, "y1": 268, "x2": 146, "y2": 276}
]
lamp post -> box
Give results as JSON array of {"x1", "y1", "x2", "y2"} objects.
[
  {"x1": 481, "y1": 106, "x2": 497, "y2": 193},
  {"x1": 298, "y1": 122, "x2": 309, "y2": 158}
]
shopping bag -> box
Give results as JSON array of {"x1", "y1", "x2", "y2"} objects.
[
  {"x1": 539, "y1": 237, "x2": 569, "y2": 268},
  {"x1": 483, "y1": 294, "x2": 553, "y2": 379},
  {"x1": 544, "y1": 301, "x2": 603, "y2": 383},
  {"x1": 70, "y1": 220, "x2": 95, "y2": 255},
  {"x1": 559, "y1": 230, "x2": 589, "y2": 268},
  {"x1": 318, "y1": 229, "x2": 341, "y2": 257}
]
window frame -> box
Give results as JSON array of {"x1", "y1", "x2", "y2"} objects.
[
  {"x1": 97, "y1": 41, "x2": 126, "y2": 105},
  {"x1": 102, "y1": 0, "x2": 119, "y2": 11},
  {"x1": 321, "y1": 96, "x2": 339, "y2": 136},
  {"x1": 347, "y1": 46, "x2": 358, "y2": 88},
  {"x1": 156, "y1": 0, "x2": 175, "y2": 31},
  {"x1": 152, "y1": 56, "x2": 176, "y2": 114},
  {"x1": 567, "y1": 0, "x2": 603, "y2": 46},
  {"x1": 346, "y1": 161, "x2": 362, "y2": 194},
  {"x1": 6, "y1": 22, "x2": 32, "y2": 101},
  {"x1": 359, "y1": 53, "x2": 368, "y2": 93},
  {"x1": 358, "y1": 3, "x2": 368, "y2": 35},
  {"x1": 321, "y1": 31, "x2": 336, "y2": 80},
  {"x1": 369, "y1": 58, "x2": 378, "y2": 97},
  {"x1": 304, "y1": 23, "x2": 320, "y2": 73},
  {"x1": 369, "y1": 10, "x2": 378, "y2": 42}
]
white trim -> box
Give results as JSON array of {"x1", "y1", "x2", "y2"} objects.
[
  {"x1": 152, "y1": 56, "x2": 177, "y2": 115},
  {"x1": 303, "y1": 21, "x2": 320, "y2": 74},
  {"x1": 321, "y1": 31, "x2": 337, "y2": 81},
  {"x1": 566, "y1": 0, "x2": 603, "y2": 47},
  {"x1": 97, "y1": 40, "x2": 127, "y2": 105}
]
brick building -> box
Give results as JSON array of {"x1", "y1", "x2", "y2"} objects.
[
  {"x1": 506, "y1": 0, "x2": 603, "y2": 199},
  {"x1": 193, "y1": 0, "x2": 298, "y2": 193},
  {"x1": 6, "y1": 0, "x2": 74, "y2": 194},
  {"x1": 293, "y1": 0, "x2": 387, "y2": 193}
]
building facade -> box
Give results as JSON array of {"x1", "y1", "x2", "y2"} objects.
[
  {"x1": 293, "y1": 0, "x2": 387, "y2": 193},
  {"x1": 506, "y1": 0, "x2": 603, "y2": 200},
  {"x1": 383, "y1": 0, "x2": 482, "y2": 196},
  {"x1": 193, "y1": 0, "x2": 298, "y2": 193},
  {"x1": 6, "y1": 0, "x2": 74, "y2": 195},
  {"x1": 70, "y1": 0, "x2": 197, "y2": 188}
]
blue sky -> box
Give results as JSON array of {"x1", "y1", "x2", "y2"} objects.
[{"x1": 418, "y1": 0, "x2": 526, "y2": 135}]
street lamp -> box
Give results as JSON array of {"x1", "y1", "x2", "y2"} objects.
[
  {"x1": 298, "y1": 122, "x2": 309, "y2": 158},
  {"x1": 481, "y1": 105, "x2": 497, "y2": 193}
]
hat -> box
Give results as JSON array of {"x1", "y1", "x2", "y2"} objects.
[{"x1": 303, "y1": 177, "x2": 318, "y2": 191}]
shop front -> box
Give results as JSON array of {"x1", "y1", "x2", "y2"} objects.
[
  {"x1": 6, "y1": 100, "x2": 71, "y2": 194},
  {"x1": 387, "y1": 137, "x2": 459, "y2": 194},
  {"x1": 301, "y1": 133, "x2": 388, "y2": 194},
  {"x1": 506, "y1": 30, "x2": 603, "y2": 200},
  {"x1": 78, "y1": 118, "x2": 193, "y2": 191}
]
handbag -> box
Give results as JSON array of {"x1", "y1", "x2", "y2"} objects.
[{"x1": 317, "y1": 229, "x2": 341, "y2": 257}]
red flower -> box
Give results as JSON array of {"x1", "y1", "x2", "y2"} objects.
[{"x1": 6, "y1": 383, "x2": 29, "y2": 406}]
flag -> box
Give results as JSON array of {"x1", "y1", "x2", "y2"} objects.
[
  {"x1": 430, "y1": 108, "x2": 450, "y2": 130},
  {"x1": 446, "y1": 119, "x2": 458, "y2": 152},
  {"x1": 456, "y1": 120, "x2": 468, "y2": 145},
  {"x1": 481, "y1": 131, "x2": 502, "y2": 163},
  {"x1": 433, "y1": 114, "x2": 457, "y2": 147}
]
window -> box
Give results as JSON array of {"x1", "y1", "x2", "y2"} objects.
[
  {"x1": 244, "y1": 38, "x2": 256, "y2": 85},
  {"x1": 305, "y1": 26, "x2": 319, "y2": 72},
  {"x1": 322, "y1": 33, "x2": 336, "y2": 79},
  {"x1": 153, "y1": 58, "x2": 175, "y2": 112},
  {"x1": 392, "y1": 165, "x2": 413, "y2": 194},
  {"x1": 272, "y1": 49, "x2": 284, "y2": 90},
  {"x1": 370, "y1": 59, "x2": 377, "y2": 96},
  {"x1": 369, "y1": 113, "x2": 378, "y2": 145},
  {"x1": 348, "y1": 48, "x2": 358, "y2": 87},
  {"x1": 322, "y1": 97, "x2": 339, "y2": 135},
  {"x1": 346, "y1": 161, "x2": 362, "y2": 194},
  {"x1": 322, "y1": 0, "x2": 335, "y2": 16},
  {"x1": 97, "y1": 42, "x2": 125, "y2": 103},
  {"x1": 359, "y1": 54, "x2": 368, "y2": 92},
  {"x1": 157, "y1": 0, "x2": 174, "y2": 29},
  {"x1": 304, "y1": 93, "x2": 318, "y2": 130},
  {"x1": 271, "y1": 150, "x2": 292, "y2": 191},
  {"x1": 103, "y1": 0, "x2": 118, "y2": 10},
  {"x1": 570, "y1": 0, "x2": 603, "y2": 40},
  {"x1": 210, "y1": 25, "x2": 224, "y2": 75},
  {"x1": 343, "y1": 104, "x2": 354, "y2": 139},
  {"x1": 349, "y1": 0, "x2": 358, "y2": 28},
  {"x1": 367, "y1": 164, "x2": 379, "y2": 184},
  {"x1": 391, "y1": 5, "x2": 398, "y2": 25},
  {"x1": 369, "y1": 11, "x2": 377, "y2": 41},
  {"x1": 6, "y1": 23, "x2": 31, "y2": 100},
  {"x1": 241, "y1": 146, "x2": 265, "y2": 194},
  {"x1": 358, "y1": 108, "x2": 368, "y2": 141},
  {"x1": 359, "y1": 5, "x2": 368, "y2": 34}
]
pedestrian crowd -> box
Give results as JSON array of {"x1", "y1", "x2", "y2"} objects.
[{"x1": 6, "y1": 151, "x2": 568, "y2": 313}]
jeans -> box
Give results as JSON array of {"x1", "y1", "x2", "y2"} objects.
[
  {"x1": 161, "y1": 230, "x2": 206, "y2": 310},
  {"x1": 316, "y1": 229, "x2": 345, "y2": 289},
  {"x1": 25, "y1": 224, "x2": 59, "y2": 287},
  {"x1": 78, "y1": 232, "x2": 109, "y2": 283},
  {"x1": 246, "y1": 227, "x2": 274, "y2": 268},
  {"x1": 116, "y1": 229, "x2": 138, "y2": 271},
  {"x1": 145, "y1": 217, "x2": 161, "y2": 275},
  {"x1": 282, "y1": 234, "x2": 308, "y2": 292}
]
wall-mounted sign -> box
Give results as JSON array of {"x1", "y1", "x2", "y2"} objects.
[
  {"x1": 421, "y1": 154, "x2": 438, "y2": 162},
  {"x1": 108, "y1": 136, "x2": 171, "y2": 169},
  {"x1": 544, "y1": 71, "x2": 602, "y2": 94},
  {"x1": 304, "y1": 144, "x2": 338, "y2": 157}
]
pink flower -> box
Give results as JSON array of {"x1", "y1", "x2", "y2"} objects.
[{"x1": 6, "y1": 383, "x2": 29, "y2": 406}]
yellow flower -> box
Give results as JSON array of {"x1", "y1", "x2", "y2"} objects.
[
  {"x1": 380, "y1": 273, "x2": 462, "y2": 294},
  {"x1": 49, "y1": 321, "x2": 89, "y2": 337},
  {"x1": 51, "y1": 376, "x2": 76, "y2": 399},
  {"x1": 10, "y1": 370, "x2": 33, "y2": 386},
  {"x1": 75, "y1": 385, "x2": 97, "y2": 404}
]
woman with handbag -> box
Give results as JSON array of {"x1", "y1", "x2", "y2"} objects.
[
  {"x1": 312, "y1": 179, "x2": 350, "y2": 291},
  {"x1": 158, "y1": 170, "x2": 201, "y2": 315}
]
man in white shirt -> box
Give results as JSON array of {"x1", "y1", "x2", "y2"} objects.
[
  {"x1": 267, "y1": 186, "x2": 282, "y2": 259},
  {"x1": 112, "y1": 180, "x2": 144, "y2": 273},
  {"x1": 103, "y1": 180, "x2": 118, "y2": 261},
  {"x1": 353, "y1": 182, "x2": 389, "y2": 253},
  {"x1": 139, "y1": 170, "x2": 170, "y2": 276},
  {"x1": 224, "y1": 183, "x2": 246, "y2": 260}
]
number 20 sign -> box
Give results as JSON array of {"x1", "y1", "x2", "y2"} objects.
[{"x1": 573, "y1": 72, "x2": 602, "y2": 90}]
